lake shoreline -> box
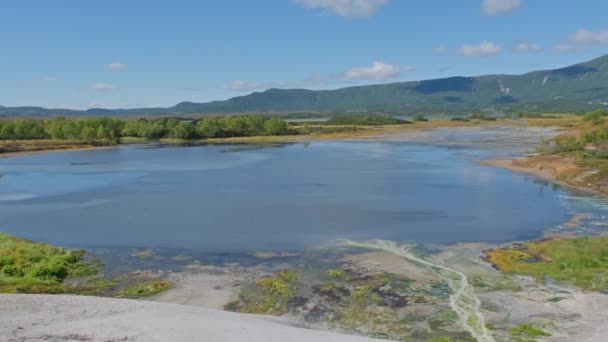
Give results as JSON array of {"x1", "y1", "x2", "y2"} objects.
[
  {"x1": 3, "y1": 120, "x2": 608, "y2": 341},
  {"x1": 0, "y1": 115, "x2": 582, "y2": 158},
  {"x1": 481, "y1": 157, "x2": 608, "y2": 196}
]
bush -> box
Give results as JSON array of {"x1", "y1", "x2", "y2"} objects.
[
  {"x1": 30, "y1": 261, "x2": 69, "y2": 281},
  {"x1": 582, "y1": 109, "x2": 608, "y2": 124},
  {"x1": 412, "y1": 114, "x2": 428, "y2": 122},
  {"x1": 1, "y1": 265, "x2": 24, "y2": 277},
  {"x1": 0, "y1": 255, "x2": 14, "y2": 268},
  {"x1": 263, "y1": 118, "x2": 289, "y2": 136}
]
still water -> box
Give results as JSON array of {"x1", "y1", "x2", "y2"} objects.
[{"x1": 0, "y1": 137, "x2": 601, "y2": 252}]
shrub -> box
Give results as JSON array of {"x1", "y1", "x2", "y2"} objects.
[
  {"x1": 1, "y1": 265, "x2": 24, "y2": 277},
  {"x1": 30, "y1": 261, "x2": 69, "y2": 281},
  {"x1": 582, "y1": 109, "x2": 608, "y2": 124},
  {"x1": 412, "y1": 114, "x2": 428, "y2": 122}
]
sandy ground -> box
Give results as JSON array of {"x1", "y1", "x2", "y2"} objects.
[
  {"x1": 0, "y1": 294, "x2": 386, "y2": 342},
  {"x1": 341, "y1": 251, "x2": 438, "y2": 285},
  {"x1": 150, "y1": 264, "x2": 268, "y2": 309}
]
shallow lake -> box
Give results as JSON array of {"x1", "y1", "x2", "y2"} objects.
[{"x1": 0, "y1": 130, "x2": 606, "y2": 253}]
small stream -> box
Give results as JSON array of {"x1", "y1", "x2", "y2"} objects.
[{"x1": 347, "y1": 240, "x2": 495, "y2": 342}]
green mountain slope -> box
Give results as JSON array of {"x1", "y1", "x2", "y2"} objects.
[{"x1": 2, "y1": 54, "x2": 608, "y2": 116}]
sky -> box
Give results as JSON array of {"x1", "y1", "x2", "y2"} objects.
[{"x1": 1, "y1": 0, "x2": 608, "y2": 109}]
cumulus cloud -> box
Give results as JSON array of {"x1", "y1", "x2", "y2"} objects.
[
  {"x1": 108, "y1": 61, "x2": 127, "y2": 70},
  {"x1": 482, "y1": 0, "x2": 521, "y2": 15},
  {"x1": 567, "y1": 29, "x2": 608, "y2": 45},
  {"x1": 459, "y1": 40, "x2": 502, "y2": 57},
  {"x1": 93, "y1": 82, "x2": 117, "y2": 91},
  {"x1": 226, "y1": 61, "x2": 412, "y2": 92},
  {"x1": 294, "y1": 0, "x2": 389, "y2": 17},
  {"x1": 515, "y1": 41, "x2": 542, "y2": 53},
  {"x1": 343, "y1": 61, "x2": 412, "y2": 81},
  {"x1": 552, "y1": 28, "x2": 608, "y2": 52}
]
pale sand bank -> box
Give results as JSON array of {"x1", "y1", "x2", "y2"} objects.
[{"x1": 0, "y1": 294, "x2": 385, "y2": 342}]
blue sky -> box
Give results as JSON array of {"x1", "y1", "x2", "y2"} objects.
[{"x1": 1, "y1": 0, "x2": 607, "y2": 109}]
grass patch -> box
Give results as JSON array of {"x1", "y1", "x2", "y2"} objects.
[
  {"x1": 226, "y1": 269, "x2": 299, "y2": 315},
  {"x1": 116, "y1": 279, "x2": 173, "y2": 298},
  {"x1": 326, "y1": 267, "x2": 348, "y2": 279},
  {"x1": 510, "y1": 323, "x2": 551, "y2": 341},
  {"x1": 0, "y1": 232, "x2": 98, "y2": 293},
  {"x1": 0, "y1": 232, "x2": 172, "y2": 298},
  {"x1": 486, "y1": 236, "x2": 608, "y2": 290},
  {"x1": 325, "y1": 115, "x2": 410, "y2": 126}
]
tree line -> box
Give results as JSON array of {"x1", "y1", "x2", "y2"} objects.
[{"x1": 0, "y1": 115, "x2": 290, "y2": 143}]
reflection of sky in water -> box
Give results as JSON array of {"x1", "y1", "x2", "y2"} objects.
[
  {"x1": 551, "y1": 194, "x2": 608, "y2": 234},
  {"x1": 0, "y1": 137, "x2": 604, "y2": 252},
  {"x1": 0, "y1": 172, "x2": 145, "y2": 201}
]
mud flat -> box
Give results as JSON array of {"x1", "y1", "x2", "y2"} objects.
[{"x1": 147, "y1": 239, "x2": 608, "y2": 341}]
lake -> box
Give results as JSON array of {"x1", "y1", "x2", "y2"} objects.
[{"x1": 0, "y1": 129, "x2": 604, "y2": 252}]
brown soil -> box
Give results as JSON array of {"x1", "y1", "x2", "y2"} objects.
[{"x1": 481, "y1": 155, "x2": 606, "y2": 194}]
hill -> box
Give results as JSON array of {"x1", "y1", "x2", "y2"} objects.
[{"x1": 2, "y1": 54, "x2": 608, "y2": 116}]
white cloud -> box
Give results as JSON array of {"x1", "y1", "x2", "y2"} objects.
[
  {"x1": 108, "y1": 61, "x2": 127, "y2": 70},
  {"x1": 227, "y1": 80, "x2": 263, "y2": 91},
  {"x1": 515, "y1": 41, "x2": 542, "y2": 53},
  {"x1": 343, "y1": 61, "x2": 412, "y2": 81},
  {"x1": 226, "y1": 61, "x2": 412, "y2": 92},
  {"x1": 294, "y1": 0, "x2": 389, "y2": 17},
  {"x1": 459, "y1": 40, "x2": 502, "y2": 57},
  {"x1": 482, "y1": 0, "x2": 521, "y2": 15},
  {"x1": 552, "y1": 28, "x2": 608, "y2": 53},
  {"x1": 567, "y1": 29, "x2": 608, "y2": 45},
  {"x1": 93, "y1": 82, "x2": 117, "y2": 91}
]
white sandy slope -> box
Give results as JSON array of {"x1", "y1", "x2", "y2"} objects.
[{"x1": 0, "y1": 294, "x2": 385, "y2": 342}]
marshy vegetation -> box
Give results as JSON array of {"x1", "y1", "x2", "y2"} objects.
[
  {"x1": 486, "y1": 236, "x2": 608, "y2": 291},
  {"x1": 0, "y1": 232, "x2": 98, "y2": 293},
  {"x1": 225, "y1": 263, "x2": 475, "y2": 342},
  {"x1": 0, "y1": 232, "x2": 171, "y2": 297}
]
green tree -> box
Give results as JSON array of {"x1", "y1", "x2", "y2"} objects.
[
  {"x1": 170, "y1": 122, "x2": 195, "y2": 139},
  {"x1": 263, "y1": 118, "x2": 288, "y2": 136}
]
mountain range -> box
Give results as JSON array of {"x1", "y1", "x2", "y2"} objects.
[{"x1": 2, "y1": 54, "x2": 608, "y2": 117}]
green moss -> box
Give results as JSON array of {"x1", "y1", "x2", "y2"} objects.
[
  {"x1": 326, "y1": 268, "x2": 348, "y2": 279},
  {"x1": 116, "y1": 279, "x2": 172, "y2": 298},
  {"x1": 510, "y1": 323, "x2": 551, "y2": 340},
  {"x1": 254, "y1": 269, "x2": 297, "y2": 297},
  {"x1": 351, "y1": 284, "x2": 374, "y2": 300},
  {"x1": 487, "y1": 236, "x2": 608, "y2": 290},
  {"x1": 277, "y1": 269, "x2": 297, "y2": 283},
  {"x1": 229, "y1": 269, "x2": 299, "y2": 315}
]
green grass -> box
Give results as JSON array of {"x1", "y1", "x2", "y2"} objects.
[
  {"x1": 226, "y1": 269, "x2": 299, "y2": 315},
  {"x1": 486, "y1": 236, "x2": 608, "y2": 290},
  {"x1": 0, "y1": 232, "x2": 98, "y2": 293},
  {"x1": 325, "y1": 267, "x2": 348, "y2": 279},
  {"x1": 510, "y1": 323, "x2": 551, "y2": 341},
  {"x1": 325, "y1": 114, "x2": 410, "y2": 126},
  {"x1": 0, "y1": 232, "x2": 172, "y2": 298},
  {"x1": 116, "y1": 279, "x2": 173, "y2": 298}
]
